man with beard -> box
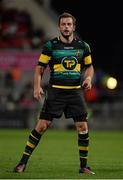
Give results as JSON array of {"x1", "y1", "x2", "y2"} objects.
[{"x1": 13, "y1": 12, "x2": 95, "y2": 174}]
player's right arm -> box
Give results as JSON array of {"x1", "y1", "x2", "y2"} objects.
[
  {"x1": 34, "y1": 65, "x2": 45, "y2": 101},
  {"x1": 34, "y1": 40, "x2": 52, "y2": 101}
]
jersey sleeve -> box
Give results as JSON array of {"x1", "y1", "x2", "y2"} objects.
[
  {"x1": 83, "y1": 42, "x2": 92, "y2": 66},
  {"x1": 38, "y1": 41, "x2": 52, "y2": 67}
]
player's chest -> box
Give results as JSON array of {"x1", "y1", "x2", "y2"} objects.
[{"x1": 52, "y1": 48, "x2": 84, "y2": 63}]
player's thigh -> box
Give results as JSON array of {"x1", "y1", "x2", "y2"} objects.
[
  {"x1": 66, "y1": 89, "x2": 88, "y2": 117},
  {"x1": 41, "y1": 87, "x2": 65, "y2": 117}
]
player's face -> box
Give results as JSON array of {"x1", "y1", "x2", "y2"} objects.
[{"x1": 59, "y1": 17, "x2": 75, "y2": 38}]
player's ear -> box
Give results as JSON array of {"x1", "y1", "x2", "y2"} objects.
[{"x1": 73, "y1": 25, "x2": 76, "y2": 31}]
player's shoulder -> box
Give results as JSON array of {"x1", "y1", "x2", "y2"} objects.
[
  {"x1": 76, "y1": 37, "x2": 90, "y2": 49},
  {"x1": 50, "y1": 37, "x2": 59, "y2": 44},
  {"x1": 43, "y1": 37, "x2": 58, "y2": 49}
]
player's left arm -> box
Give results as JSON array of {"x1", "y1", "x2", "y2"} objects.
[
  {"x1": 82, "y1": 42, "x2": 94, "y2": 90},
  {"x1": 82, "y1": 64, "x2": 94, "y2": 90}
]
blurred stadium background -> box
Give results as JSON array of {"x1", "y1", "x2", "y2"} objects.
[{"x1": 0, "y1": 0, "x2": 123, "y2": 131}]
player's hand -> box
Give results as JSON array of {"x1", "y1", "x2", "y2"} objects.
[
  {"x1": 82, "y1": 78, "x2": 92, "y2": 90},
  {"x1": 34, "y1": 87, "x2": 44, "y2": 101}
]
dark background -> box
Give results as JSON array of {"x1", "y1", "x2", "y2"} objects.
[{"x1": 51, "y1": 0, "x2": 123, "y2": 80}]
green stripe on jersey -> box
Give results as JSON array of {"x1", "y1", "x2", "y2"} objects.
[{"x1": 53, "y1": 49, "x2": 83, "y2": 58}]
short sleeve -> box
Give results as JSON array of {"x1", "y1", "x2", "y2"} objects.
[
  {"x1": 38, "y1": 41, "x2": 52, "y2": 67},
  {"x1": 83, "y1": 42, "x2": 92, "y2": 66}
]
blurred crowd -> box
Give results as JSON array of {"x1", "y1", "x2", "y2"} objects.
[
  {"x1": 0, "y1": 64, "x2": 40, "y2": 128},
  {"x1": 0, "y1": 2, "x2": 46, "y2": 127},
  {"x1": 0, "y1": 4, "x2": 46, "y2": 49},
  {"x1": 0, "y1": 66, "x2": 35, "y2": 115}
]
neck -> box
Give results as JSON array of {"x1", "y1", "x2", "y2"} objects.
[{"x1": 59, "y1": 34, "x2": 74, "y2": 44}]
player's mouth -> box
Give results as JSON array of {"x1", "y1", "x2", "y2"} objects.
[{"x1": 64, "y1": 30, "x2": 69, "y2": 33}]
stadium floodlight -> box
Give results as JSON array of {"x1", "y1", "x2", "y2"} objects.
[{"x1": 106, "y1": 77, "x2": 118, "y2": 90}]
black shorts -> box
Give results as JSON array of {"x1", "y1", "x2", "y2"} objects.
[{"x1": 39, "y1": 86, "x2": 88, "y2": 122}]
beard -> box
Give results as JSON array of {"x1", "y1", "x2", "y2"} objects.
[{"x1": 61, "y1": 31, "x2": 73, "y2": 40}]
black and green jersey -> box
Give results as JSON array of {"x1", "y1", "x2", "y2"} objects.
[{"x1": 38, "y1": 37, "x2": 92, "y2": 89}]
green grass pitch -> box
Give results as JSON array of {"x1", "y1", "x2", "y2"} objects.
[{"x1": 0, "y1": 129, "x2": 123, "y2": 179}]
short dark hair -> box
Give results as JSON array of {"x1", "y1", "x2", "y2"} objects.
[{"x1": 58, "y1": 12, "x2": 76, "y2": 26}]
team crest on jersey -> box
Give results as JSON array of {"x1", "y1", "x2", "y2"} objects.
[{"x1": 61, "y1": 56, "x2": 78, "y2": 70}]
